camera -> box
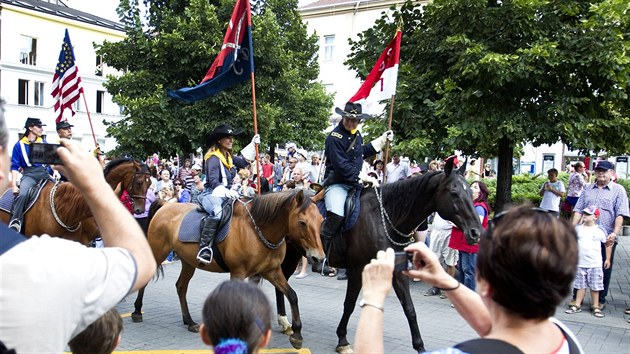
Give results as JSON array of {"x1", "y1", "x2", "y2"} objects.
[
  {"x1": 29, "y1": 143, "x2": 63, "y2": 165},
  {"x1": 393, "y1": 251, "x2": 414, "y2": 272}
]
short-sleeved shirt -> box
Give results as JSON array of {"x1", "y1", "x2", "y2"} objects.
[
  {"x1": 575, "y1": 224, "x2": 607, "y2": 268},
  {"x1": 574, "y1": 181, "x2": 630, "y2": 236},
  {"x1": 540, "y1": 180, "x2": 565, "y2": 212},
  {"x1": 0, "y1": 233, "x2": 137, "y2": 353}
]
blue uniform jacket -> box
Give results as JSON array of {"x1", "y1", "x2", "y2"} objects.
[
  {"x1": 323, "y1": 122, "x2": 377, "y2": 185},
  {"x1": 11, "y1": 137, "x2": 53, "y2": 174},
  {"x1": 204, "y1": 154, "x2": 249, "y2": 192}
]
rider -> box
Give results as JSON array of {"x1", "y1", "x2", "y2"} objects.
[
  {"x1": 9, "y1": 117, "x2": 54, "y2": 232},
  {"x1": 196, "y1": 124, "x2": 259, "y2": 264},
  {"x1": 320, "y1": 102, "x2": 393, "y2": 261}
]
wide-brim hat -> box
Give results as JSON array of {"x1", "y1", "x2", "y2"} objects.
[
  {"x1": 205, "y1": 124, "x2": 243, "y2": 146},
  {"x1": 56, "y1": 121, "x2": 74, "y2": 130},
  {"x1": 24, "y1": 117, "x2": 45, "y2": 129},
  {"x1": 335, "y1": 102, "x2": 371, "y2": 120}
]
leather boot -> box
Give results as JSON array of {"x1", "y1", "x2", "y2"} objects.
[
  {"x1": 196, "y1": 216, "x2": 220, "y2": 264},
  {"x1": 312, "y1": 212, "x2": 344, "y2": 274}
]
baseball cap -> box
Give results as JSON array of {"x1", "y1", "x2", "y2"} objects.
[
  {"x1": 594, "y1": 160, "x2": 614, "y2": 171},
  {"x1": 583, "y1": 205, "x2": 600, "y2": 217}
]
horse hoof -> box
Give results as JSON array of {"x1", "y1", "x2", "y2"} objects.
[
  {"x1": 131, "y1": 313, "x2": 143, "y2": 323},
  {"x1": 187, "y1": 324, "x2": 200, "y2": 333},
  {"x1": 289, "y1": 334, "x2": 303, "y2": 349},
  {"x1": 336, "y1": 345, "x2": 354, "y2": 354}
]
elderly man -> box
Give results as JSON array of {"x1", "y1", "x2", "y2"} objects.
[
  {"x1": 56, "y1": 121, "x2": 73, "y2": 140},
  {"x1": 572, "y1": 160, "x2": 629, "y2": 312}
]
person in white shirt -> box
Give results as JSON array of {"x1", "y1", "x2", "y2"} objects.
[{"x1": 539, "y1": 168, "x2": 565, "y2": 217}]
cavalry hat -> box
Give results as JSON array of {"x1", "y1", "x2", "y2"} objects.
[
  {"x1": 56, "y1": 121, "x2": 74, "y2": 130},
  {"x1": 594, "y1": 160, "x2": 614, "y2": 171},
  {"x1": 335, "y1": 102, "x2": 371, "y2": 120},
  {"x1": 206, "y1": 124, "x2": 243, "y2": 145},
  {"x1": 583, "y1": 205, "x2": 601, "y2": 217},
  {"x1": 24, "y1": 117, "x2": 45, "y2": 128}
]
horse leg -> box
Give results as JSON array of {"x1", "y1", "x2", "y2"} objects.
[
  {"x1": 335, "y1": 266, "x2": 362, "y2": 354},
  {"x1": 265, "y1": 267, "x2": 303, "y2": 349},
  {"x1": 131, "y1": 285, "x2": 146, "y2": 323},
  {"x1": 392, "y1": 271, "x2": 425, "y2": 352},
  {"x1": 277, "y1": 244, "x2": 302, "y2": 335},
  {"x1": 175, "y1": 260, "x2": 199, "y2": 332}
]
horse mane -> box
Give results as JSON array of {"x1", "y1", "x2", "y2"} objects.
[
  {"x1": 54, "y1": 182, "x2": 89, "y2": 219},
  {"x1": 104, "y1": 157, "x2": 145, "y2": 177},
  {"x1": 380, "y1": 171, "x2": 442, "y2": 223},
  {"x1": 247, "y1": 190, "x2": 312, "y2": 225}
]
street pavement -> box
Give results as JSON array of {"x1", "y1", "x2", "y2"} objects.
[{"x1": 115, "y1": 235, "x2": 630, "y2": 354}]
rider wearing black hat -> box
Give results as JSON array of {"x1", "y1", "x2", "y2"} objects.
[
  {"x1": 9, "y1": 118, "x2": 54, "y2": 232},
  {"x1": 196, "y1": 124, "x2": 260, "y2": 264}
]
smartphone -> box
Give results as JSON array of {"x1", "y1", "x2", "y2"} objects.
[
  {"x1": 394, "y1": 251, "x2": 414, "y2": 272},
  {"x1": 29, "y1": 143, "x2": 63, "y2": 165}
]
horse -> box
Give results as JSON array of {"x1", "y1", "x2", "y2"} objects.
[
  {"x1": 131, "y1": 189, "x2": 325, "y2": 350},
  {"x1": 275, "y1": 158, "x2": 483, "y2": 353},
  {"x1": 0, "y1": 158, "x2": 151, "y2": 244}
]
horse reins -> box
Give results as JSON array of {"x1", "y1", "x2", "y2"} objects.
[
  {"x1": 125, "y1": 171, "x2": 151, "y2": 201},
  {"x1": 49, "y1": 181, "x2": 81, "y2": 233},
  {"x1": 374, "y1": 186, "x2": 419, "y2": 247},
  {"x1": 239, "y1": 199, "x2": 285, "y2": 250}
]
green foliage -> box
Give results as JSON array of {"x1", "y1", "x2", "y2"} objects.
[
  {"x1": 347, "y1": 0, "x2": 630, "y2": 208},
  {"x1": 97, "y1": 0, "x2": 333, "y2": 157}
]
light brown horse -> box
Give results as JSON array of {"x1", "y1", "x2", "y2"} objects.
[
  {"x1": 131, "y1": 189, "x2": 324, "y2": 349},
  {"x1": 0, "y1": 158, "x2": 151, "y2": 244}
]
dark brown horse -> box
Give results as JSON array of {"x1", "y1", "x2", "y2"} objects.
[
  {"x1": 276, "y1": 158, "x2": 483, "y2": 353},
  {"x1": 0, "y1": 158, "x2": 151, "y2": 244},
  {"x1": 131, "y1": 189, "x2": 324, "y2": 349}
]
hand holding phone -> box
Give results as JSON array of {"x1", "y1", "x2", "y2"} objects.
[
  {"x1": 394, "y1": 251, "x2": 414, "y2": 272},
  {"x1": 29, "y1": 143, "x2": 63, "y2": 165}
]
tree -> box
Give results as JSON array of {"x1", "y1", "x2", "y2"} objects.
[
  {"x1": 96, "y1": 0, "x2": 333, "y2": 158},
  {"x1": 347, "y1": 0, "x2": 630, "y2": 210}
]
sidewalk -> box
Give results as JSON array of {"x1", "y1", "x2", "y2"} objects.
[{"x1": 115, "y1": 235, "x2": 630, "y2": 353}]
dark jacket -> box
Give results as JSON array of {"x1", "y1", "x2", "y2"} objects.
[{"x1": 323, "y1": 121, "x2": 377, "y2": 185}]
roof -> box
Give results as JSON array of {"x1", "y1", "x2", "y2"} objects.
[{"x1": 0, "y1": 0, "x2": 125, "y2": 32}]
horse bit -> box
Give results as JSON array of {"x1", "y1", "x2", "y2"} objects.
[
  {"x1": 374, "y1": 186, "x2": 419, "y2": 247},
  {"x1": 238, "y1": 199, "x2": 285, "y2": 250}
]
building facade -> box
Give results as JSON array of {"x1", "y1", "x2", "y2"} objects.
[{"x1": 0, "y1": 0, "x2": 125, "y2": 154}]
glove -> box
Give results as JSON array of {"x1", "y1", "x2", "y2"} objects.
[
  {"x1": 370, "y1": 130, "x2": 394, "y2": 152},
  {"x1": 241, "y1": 134, "x2": 260, "y2": 161},
  {"x1": 225, "y1": 189, "x2": 239, "y2": 199},
  {"x1": 358, "y1": 170, "x2": 380, "y2": 188}
]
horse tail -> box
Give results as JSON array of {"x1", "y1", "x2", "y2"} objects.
[{"x1": 148, "y1": 199, "x2": 167, "y2": 225}]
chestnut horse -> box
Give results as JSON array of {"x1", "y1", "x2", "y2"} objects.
[
  {"x1": 275, "y1": 158, "x2": 483, "y2": 353},
  {"x1": 0, "y1": 158, "x2": 151, "y2": 244},
  {"x1": 131, "y1": 189, "x2": 324, "y2": 349}
]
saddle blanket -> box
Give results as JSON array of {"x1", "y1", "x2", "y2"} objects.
[
  {"x1": 0, "y1": 180, "x2": 49, "y2": 214},
  {"x1": 177, "y1": 209, "x2": 231, "y2": 244},
  {"x1": 317, "y1": 187, "x2": 361, "y2": 232}
]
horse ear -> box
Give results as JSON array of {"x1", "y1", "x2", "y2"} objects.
[
  {"x1": 458, "y1": 158, "x2": 468, "y2": 177},
  {"x1": 296, "y1": 189, "x2": 304, "y2": 204},
  {"x1": 444, "y1": 158, "x2": 454, "y2": 175}
]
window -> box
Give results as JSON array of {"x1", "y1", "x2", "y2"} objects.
[
  {"x1": 73, "y1": 99, "x2": 81, "y2": 112},
  {"x1": 19, "y1": 35, "x2": 37, "y2": 65},
  {"x1": 95, "y1": 55, "x2": 103, "y2": 76},
  {"x1": 34, "y1": 81, "x2": 44, "y2": 106},
  {"x1": 96, "y1": 90, "x2": 105, "y2": 113},
  {"x1": 18, "y1": 80, "x2": 29, "y2": 105},
  {"x1": 324, "y1": 35, "x2": 335, "y2": 61}
]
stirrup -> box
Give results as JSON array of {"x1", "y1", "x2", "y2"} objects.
[
  {"x1": 196, "y1": 247, "x2": 213, "y2": 265},
  {"x1": 8, "y1": 220, "x2": 21, "y2": 233}
]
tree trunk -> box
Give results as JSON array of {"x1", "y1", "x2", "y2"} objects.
[{"x1": 495, "y1": 137, "x2": 513, "y2": 212}]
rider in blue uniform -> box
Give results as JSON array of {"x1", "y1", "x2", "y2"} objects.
[
  {"x1": 9, "y1": 118, "x2": 54, "y2": 232},
  {"x1": 320, "y1": 102, "x2": 393, "y2": 259},
  {"x1": 196, "y1": 124, "x2": 259, "y2": 264}
]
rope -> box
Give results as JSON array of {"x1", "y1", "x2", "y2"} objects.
[
  {"x1": 374, "y1": 187, "x2": 417, "y2": 247},
  {"x1": 49, "y1": 182, "x2": 81, "y2": 233},
  {"x1": 239, "y1": 199, "x2": 285, "y2": 250}
]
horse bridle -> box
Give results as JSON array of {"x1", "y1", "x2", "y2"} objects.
[
  {"x1": 239, "y1": 199, "x2": 285, "y2": 250},
  {"x1": 374, "y1": 186, "x2": 419, "y2": 247},
  {"x1": 125, "y1": 171, "x2": 151, "y2": 201}
]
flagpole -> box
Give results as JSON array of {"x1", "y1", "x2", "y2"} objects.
[
  {"x1": 382, "y1": 94, "x2": 395, "y2": 184},
  {"x1": 80, "y1": 90, "x2": 98, "y2": 148},
  {"x1": 245, "y1": 0, "x2": 261, "y2": 195}
]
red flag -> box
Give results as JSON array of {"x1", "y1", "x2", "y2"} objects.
[
  {"x1": 51, "y1": 29, "x2": 84, "y2": 123},
  {"x1": 348, "y1": 30, "x2": 401, "y2": 113}
]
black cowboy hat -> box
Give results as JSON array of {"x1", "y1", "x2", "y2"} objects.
[
  {"x1": 56, "y1": 121, "x2": 74, "y2": 130},
  {"x1": 24, "y1": 117, "x2": 45, "y2": 129},
  {"x1": 205, "y1": 124, "x2": 243, "y2": 146},
  {"x1": 334, "y1": 102, "x2": 371, "y2": 120}
]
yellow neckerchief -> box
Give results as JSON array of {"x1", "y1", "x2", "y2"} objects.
[
  {"x1": 20, "y1": 136, "x2": 43, "y2": 144},
  {"x1": 204, "y1": 149, "x2": 233, "y2": 170},
  {"x1": 350, "y1": 128, "x2": 358, "y2": 134}
]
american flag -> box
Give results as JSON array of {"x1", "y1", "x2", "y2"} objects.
[{"x1": 51, "y1": 29, "x2": 83, "y2": 123}]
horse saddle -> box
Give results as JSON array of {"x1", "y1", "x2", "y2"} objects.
[
  {"x1": 316, "y1": 186, "x2": 362, "y2": 232},
  {"x1": 177, "y1": 198, "x2": 235, "y2": 244},
  {"x1": 0, "y1": 179, "x2": 50, "y2": 214}
]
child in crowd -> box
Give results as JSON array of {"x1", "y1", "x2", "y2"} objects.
[
  {"x1": 200, "y1": 280, "x2": 272, "y2": 354},
  {"x1": 68, "y1": 308, "x2": 123, "y2": 354},
  {"x1": 539, "y1": 168, "x2": 565, "y2": 217},
  {"x1": 566, "y1": 205, "x2": 611, "y2": 318}
]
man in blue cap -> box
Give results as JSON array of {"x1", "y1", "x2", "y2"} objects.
[{"x1": 9, "y1": 117, "x2": 54, "y2": 232}]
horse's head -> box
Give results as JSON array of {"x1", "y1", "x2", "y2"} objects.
[
  {"x1": 435, "y1": 158, "x2": 483, "y2": 245},
  {"x1": 287, "y1": 190, "x2": 325, "y2": 264},
  {"x1": 128, "y1": 162, "x2": 152, "y2": 215}
]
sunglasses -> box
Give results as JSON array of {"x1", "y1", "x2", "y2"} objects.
[
  {"x1": 174, "y1": 183, "x2": 182, "y2": 186},
  {"x1": 485, "y1": 207, "x2": 551, "y2": 240}
]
